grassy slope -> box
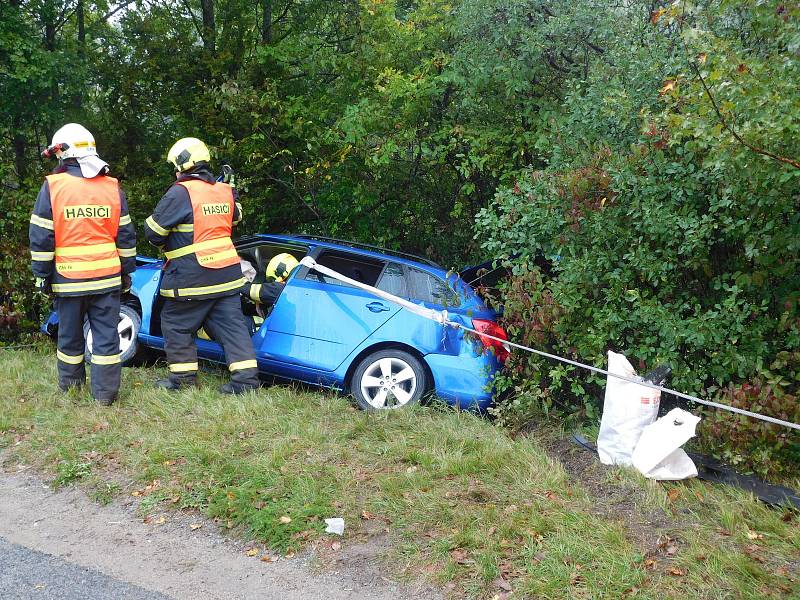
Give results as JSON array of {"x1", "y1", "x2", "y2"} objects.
[{"x1": 0, "y1": 349, "x2": 797, "y2": 599}]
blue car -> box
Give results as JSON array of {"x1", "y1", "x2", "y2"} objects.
[{"x1": 43, "y1": 234, "x2": 508, "y2": 410}]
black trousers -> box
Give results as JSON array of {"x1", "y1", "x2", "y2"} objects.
[
  {"x1": 55, "y1": 292, "x2": 121, "y2": 400},
  {"x1": 161, "y1": 294, "x2": 259, "y2": 387}
]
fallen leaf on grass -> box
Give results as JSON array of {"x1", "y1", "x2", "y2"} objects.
[
  {"x1": 666, "y1": 545, "x2": 678, "y2": 556},
  {"x1": 131, "y1": 490, "x2": 142, "y2": 497},
  {"x1": 545, "y1": 490, "x2": 558, "y2": 501},
  {"x1": 406, "y1": 465, "x2": 418, "y2": 474},
  {"x1": 360, "y1": 510, "x2": 375, "y2": 520},
  {"x1": 746, "y1": 530, "x2": 764, "y2": 540},
  {"x1": 169, "y1": 496, "x2": 181, "y2": 504},
  {"x1": 189, "y1": 523, "x2": 202, "y2": 530},
  {"x1": 644, "y1": 559, "x2": 657, "y2": 570},
  {"x1": 246, "y1": 548, "x2": 259, "y2": 557},
  {"x1": 745, "y1": 545, "x2": 765, "y2": 563},
  {"x1": 666, "y1": 488, "x2": 682, "y2": 503},
  {"x1": 492, "y1": 578, "x2": 512, "y2": 592},
  {"x1": 155, "y1": 516, "x2": 166, "y2": 525},
  {"x1": 667, "y1": 567, "x2": 687, "y2": 576},
  {"x1": 450, "y1": 548, "x2": 470, "y2": 565},
  {"x1": 285, "y1": 551, "x2": 295, "y2": 559},
  {"x1": 260, "y1": 555, "x2": 276, "y2": 563},
  {"x1": 279, "y1": 516, "x2": 292, "y2": 524}
]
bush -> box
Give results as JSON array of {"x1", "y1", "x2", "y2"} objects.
[{"x1": 476, "y1": 1, "x2": 800, "y2": 479}]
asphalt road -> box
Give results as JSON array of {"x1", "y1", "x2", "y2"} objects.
[{"x1": 0, "y1": 537, "x2": 168, "y2": 600}]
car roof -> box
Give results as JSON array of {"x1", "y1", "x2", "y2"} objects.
[{"x1": 242, "y1": 234, "x2": 450, "y2": 276}]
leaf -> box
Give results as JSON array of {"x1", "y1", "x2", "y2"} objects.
[
  {"x1": 279, "y1": 516, "x2": 292, "y2": 524},
  {"x1": 659, "y1": 80, "x2": 676, "y2": 95},
  {"x1": 246, "y1": 548, "x2": 259, "y2": 557},
  {"x1": 260, "y1": 555, "x2": 276, "y2": 563},
  {"x1": 667, "y1": 488, "x2": 682, "y2": 503},
  {"x1": 450, "y1": 548, "x2": 470, "y2": 564},
  {"x1": 493, "y1": 578, "x2": 512, "y2": 592},
  {"x1": 667, "y1": 567, "x2": 687, "y2": 576},
  {"x1": 746, "y1": 530, "x2": 764, "y2": 540}
]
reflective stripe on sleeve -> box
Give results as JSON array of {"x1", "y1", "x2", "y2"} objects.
[
  {"x1": 91, "y1": 353, "x2": 121, "y2": 365},
  {"x1": 171, "y1": 224, "x2": 194, "y2": 233},
  {"x1": 30, "y1": 215, "x2": 54, "y2": 230},
  {"x1": 249, "y1": 284, "x2": 262, "y2": 302},
  {"x1": 31, "y1": 250, "x2": 55, "y2": 261},
  {"x1": 117, "y1": 247, "x2": 137, "y2": 257},
  {"x1": 145, "y1": 215, "x2": 169, "y2": 236},
  {"x1": 229, "y1": 359, "x2": 257, "y2": 371},
  {"x1": 233, "y1": 202, "x2": 243, "y2": 225},
  {"x1": 169, "y1": 362, "x2": 198, "y2": 373},
  {"x1": 119, "y1": 214, "x2": 132, "y2": 226},
  {"x1": 159, "y1": 277, "x2": 245, "y2": 298},
  {"x1": 164, "y1": 237, "x2": 234, "y2": 260},
  {"x1": 57, "y1": 350, "x2": 84, "y2": 364},
  {"x1": 52, "y1": 276, "x2": 121, "y2": 293}
]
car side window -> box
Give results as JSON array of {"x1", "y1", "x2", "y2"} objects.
[
  {"x1": 407, "y1": 268, "x2": 460, "y2": 307},
  {"x1": 376, "y1": 263, "x2": 407, "y2": 297}
]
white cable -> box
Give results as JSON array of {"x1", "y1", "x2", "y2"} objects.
[{"x1": 300, "y1": 257, "x2": 800, "y2": 431}]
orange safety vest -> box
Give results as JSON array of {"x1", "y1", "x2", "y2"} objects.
[
  {"x1": 165, "y1": 180, "x2": 239, "y2": 269},
  {"x1": 47, "y1": 173, "x2": 121, "y2": 280}
]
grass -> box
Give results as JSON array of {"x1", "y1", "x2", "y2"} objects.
[{"x1": 0, "y1": 348, "x2": 798, "y2": 599}]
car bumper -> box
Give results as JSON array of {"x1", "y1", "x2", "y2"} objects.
[{"x1": 424, "y1": 351, "x2": 500, "y2": 411}]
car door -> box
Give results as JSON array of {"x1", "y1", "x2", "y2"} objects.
[{"x1": 257, "y1": 255, "x2": 403, "y2": 371}]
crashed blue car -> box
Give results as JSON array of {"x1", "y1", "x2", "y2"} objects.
[{"x1": 43, "y1": 234, "x2": 508, "y2": 410}]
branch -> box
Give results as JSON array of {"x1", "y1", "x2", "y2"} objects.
[{"x1": 687, "y1": 54, "x2": 800, "y2": 170}]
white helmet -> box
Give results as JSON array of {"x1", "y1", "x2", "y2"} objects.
[
  {"x1": 47, "y1": 123, "x2": 108, "y2": 177},
  {"x1": 50, "y1": 123, "x2": 98, "y2": 159}
]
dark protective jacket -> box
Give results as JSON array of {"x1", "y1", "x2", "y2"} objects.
[
  {"x1": 144, "y1": 167, "x2": 244, "y2": 300},
  {"x1": 29, "y1": 161, "x2": 137, "y2": 297}
]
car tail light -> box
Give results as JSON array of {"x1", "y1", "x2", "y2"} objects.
[{"x1": 471, "y1": 319, "x2": 510, "y2": 362}]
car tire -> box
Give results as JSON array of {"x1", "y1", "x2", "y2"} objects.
[
  {"x1": 84, "y1": 304, "x2": 142, "y2": 366},
  {"x1": 350, "y1": 349, "x2": 428, "y2": 411}
]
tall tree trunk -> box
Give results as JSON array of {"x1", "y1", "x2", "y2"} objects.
[
  {"x1": 73, "y1": 0, "x2": 85, "y2": 109},
  {"x1": 261, "y1": 0, "x2": 273, "y2": 43},
  {"x1": 12, "y1": 115, "x2": 27, "y2": 181},
  {"x1": 200, "y1": 0, "x2": 215, "y2": 53}
]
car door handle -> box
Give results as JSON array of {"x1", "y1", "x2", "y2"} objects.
[{"x1": 366, "y1": 302, "x2": 390, "y2": 313}]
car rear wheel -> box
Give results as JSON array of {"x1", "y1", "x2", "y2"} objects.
[
  {"x1": 84, "y1": 304, "x2": 141, "y2": 365},
  {"x1": 351, "y1": 349, "x2": 428, "y2": 411}
]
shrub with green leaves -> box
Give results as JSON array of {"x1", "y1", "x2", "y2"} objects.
[{"x1": 476, "y1": 0, "x2": 800, "y2": 479}]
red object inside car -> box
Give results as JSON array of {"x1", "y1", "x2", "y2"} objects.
[{"x1": 471, "y1": 319, "x2": 510, "y2": 362}]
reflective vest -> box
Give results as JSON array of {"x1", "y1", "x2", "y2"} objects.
[
  {"x1": 47, "y1": 173, "x2": 121, "y2": 280},
  {"x1": 164, "y1": 180, "x2": 239, "y2": 269}
]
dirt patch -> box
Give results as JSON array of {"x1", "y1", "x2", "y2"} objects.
[
  {"x1": 517, "y1": 425, "x2": 677, "y2": 558},
  {"x1": 0, "y1": 461, "x2": 441, "y2": 600}
]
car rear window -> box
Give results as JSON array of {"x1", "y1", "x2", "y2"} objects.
[{"x1": 407, "y1": 268, "x2": 460, "y2": 307}]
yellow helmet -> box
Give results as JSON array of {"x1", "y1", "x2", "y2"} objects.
[
  {"x1": 167, "y1": 137, "x2": 211, "y2": 172},
  {"x1": 266, "y1": 253, "x2": 299, "y2": 282}
]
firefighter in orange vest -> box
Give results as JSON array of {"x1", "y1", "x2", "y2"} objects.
[
  {"x1": 143, "y1": 138, "x2": 259, "y2": 394},
  {"x1": 30, "y1": 123, "x2": 137, "y2": 405}
]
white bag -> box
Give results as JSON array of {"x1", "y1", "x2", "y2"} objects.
[
  {"x1": 597, "y1": 351, "x2": 661, "y2": 465},
  {"x1": 632, "y1": 408, "x2": 700, "y2": 480}
]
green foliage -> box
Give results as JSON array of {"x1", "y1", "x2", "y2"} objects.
[
  {"x1": 1, "y1": 0, "x2": 797, "y2": 474},
  {"x1": 478, "y1": 0, "x2": 800, "y2": 478}
]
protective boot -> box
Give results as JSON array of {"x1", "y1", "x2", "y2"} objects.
[
  {"x1": 155, "y1": 375, "x2": 197, "y2": 391},
  {"x1": 95, "y1": 395, "x2": 117, "y2": 407},
  {"x1": 219, "y1": 381, "x2": 259, "y2": 395},
  {"x1": 59, "y1": 379, "x2": 85, "y2": 392}
]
